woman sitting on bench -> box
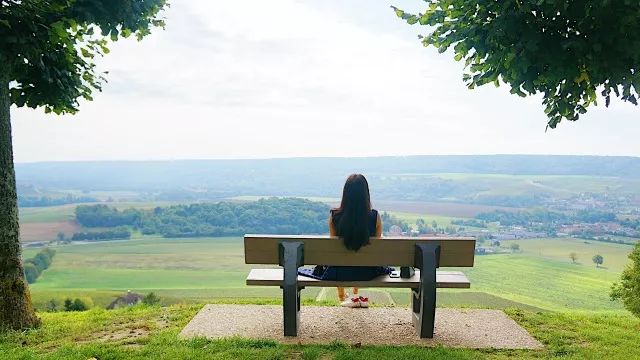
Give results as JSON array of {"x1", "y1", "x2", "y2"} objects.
[{"x1": 309, "y1": 173, "x2": 390, "y2": 308}]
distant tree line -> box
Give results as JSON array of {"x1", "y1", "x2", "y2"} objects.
[
  {"x1": 75, "y1": 198, "x2": 330, "y2": 237},
  {"x1": 71, "y1": 227, "x2": 131, "y2": 241},
  {"x1": 23, "y1": 248, "x2": 56, "y2": 284},
  {"x1": 620, "y1": 218, "x2": 640, "y2": 230},
  {"x1": 18, "y1": 195, "x2": 97, "y2": 207},
  {"x1": 451, "y1": 218, "x2": 487, "y2": 228},
  {"x1": 476, "y1": 209, "x2": 617, "y2": 226}
]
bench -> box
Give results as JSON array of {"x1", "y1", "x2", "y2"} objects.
[{"x1": 244, "y1": 234, "x2": 476, "y2": 338}]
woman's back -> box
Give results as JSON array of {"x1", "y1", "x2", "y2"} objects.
[{"x1": 330, "y1": 208, "x2": 379, "y2": 240}]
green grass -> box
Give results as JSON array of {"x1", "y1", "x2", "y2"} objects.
[
  {"x1": 1, "y1": 304, "x2": 639, "y2": 359},
  {"x1": 458, "y1": 254, "x2": 624, "y2": 312},
  {"x1": 500, "y1": 237, "x2": 635, "y2": 272}
]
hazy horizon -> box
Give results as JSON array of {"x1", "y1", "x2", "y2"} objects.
[
  {"x1": 12, "y1": 153, "x2": 640, "y2": 165},
  {"x1": 10, "y1": 0, "x2": 640, "y2": 162}
]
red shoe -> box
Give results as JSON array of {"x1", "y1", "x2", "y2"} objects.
[
  {"x1": 341, "y1": 297, "x2": 361, "y2": 308},
  {"x1": 358, "y1": 296, "x2": 369, "y2": 308}
]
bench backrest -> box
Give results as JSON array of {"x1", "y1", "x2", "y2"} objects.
[{"x1": 244, "y1": 234, "x2": 475, "y2": 267}]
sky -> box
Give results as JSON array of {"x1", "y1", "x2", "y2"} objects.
[{"x1": 10, "y1": 0, "x2": 640, "y2": 163}]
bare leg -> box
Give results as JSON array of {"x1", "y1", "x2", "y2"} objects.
[
  {"x1": 352, "y1": 287, "x2": 359, "y2": 296},
  {"x1": 337, "y1": 287, "x2": 346, "y2": 301}
]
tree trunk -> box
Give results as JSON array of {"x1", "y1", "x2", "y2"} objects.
[{"x1": 0, "y1": 69, "x2": 40, "y2": 329}]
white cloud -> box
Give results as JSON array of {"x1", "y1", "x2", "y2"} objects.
[{"x1": 10, "y1": 0, "x2": 640, "y2": 162}]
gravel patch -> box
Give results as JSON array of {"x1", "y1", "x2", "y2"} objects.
[{"x1": 179, "y1": 305, "x2": 543, "y2": 349}]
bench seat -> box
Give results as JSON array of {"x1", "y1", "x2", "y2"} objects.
[{"x1": 246, "y1": 268, "x2": 470, "y2": 289}]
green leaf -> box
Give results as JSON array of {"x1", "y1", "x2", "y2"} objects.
[{"x1": 392, "y1": 6, "x2": 404, "y2": 18}]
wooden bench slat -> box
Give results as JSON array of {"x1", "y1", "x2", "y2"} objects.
[
  {"x1": 246, "y1": 268, "x2": 471, "y2": 289},
  {"x1": 244, "y1": 235, "x2": 476, "y2": 267}
]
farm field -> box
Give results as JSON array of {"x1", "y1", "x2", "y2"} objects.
[
  {"x1": 374, "y1": 199, "x2": 513, "y2": 217},
  {"x1": 390, "y1": 211, "x2": 497, "y2": 231},
  {"x1": 24, "y1": 235, "x2": 632, "y2": 314},
  {"x1": 19, "y1": 204, "x2": 77, "y2": 223},
  {"x1": 501, "y1": 237, "x2": 636, "y2": 272},
  {"x1": 389, "y1": 212, "x2": 457, "y2": 228},
  {"x1": 429, "y1": 173, "x2": 640, "y2": 197}
]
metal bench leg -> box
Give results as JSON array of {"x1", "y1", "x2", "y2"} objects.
[
  {"x1": 279, "y1": 241, "x2": 304, "y2": 337},
  {"x1": 412, "y1": 243, "x2": 440, "y2": 338}
]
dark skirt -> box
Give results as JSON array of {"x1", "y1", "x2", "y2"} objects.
[{"x1": 298, "y1": 265, "x2": 392, "y2": 281}]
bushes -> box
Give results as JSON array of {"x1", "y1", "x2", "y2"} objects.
[
  {"x1": 44, "y1": 297, "x2": 93, "y2": 312},
  {"x1": 611, "y1": 242, "x2": 640, "y2": 317},
  {"x1": 63, "y1": 298, "x2": 89, "y2": 312},
  {"x1": 142, "y1": 292, "x2": 161, "y2": 306},
  {"x1": 23, "y1": 248, "x2": 56, "y2": 284}
]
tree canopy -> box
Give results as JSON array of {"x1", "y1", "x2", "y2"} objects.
[
  {"x1": 0, "y1": 0, "x2": 166, "y2": 114},
  {"x1": 393, "y1": 1, "x2": 640, "y2": 128}
]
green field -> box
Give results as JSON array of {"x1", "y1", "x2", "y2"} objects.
[
  {"x1": 19, "y1": 204, "x2": 78, "y2": 223},
  {"x1": 24, "y1": 234, "x2": 633, "y2": 314},
  {"x1": 390, "y1": 212, "x2": 458, "y2": 228},
  {"x1": 390, "y1": 211, "x2": 497, "y2": 231},
  {"x1": 501, "y1": 237, "x2": 635, "y2": 272}
]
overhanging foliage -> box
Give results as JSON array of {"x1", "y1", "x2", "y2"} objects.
[{"x1": 393, "y1": 1, "x2": 640, "y2": 128}]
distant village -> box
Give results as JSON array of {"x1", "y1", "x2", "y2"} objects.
[{"x1": 385, "y1": 192, "x2": 640, "y2": 254}]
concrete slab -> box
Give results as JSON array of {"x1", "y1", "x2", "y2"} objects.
[{"x1": 179, "y1": 305, "x2": 543, "y2": 349}]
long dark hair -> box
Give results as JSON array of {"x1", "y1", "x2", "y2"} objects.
[{"x1": 333, "y1": 174, "x2": 372, "y2": 251}]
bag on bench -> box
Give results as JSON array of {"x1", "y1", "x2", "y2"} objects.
[{"x1": 298, "y1": 265, "x2": 392, "y2": 281}]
